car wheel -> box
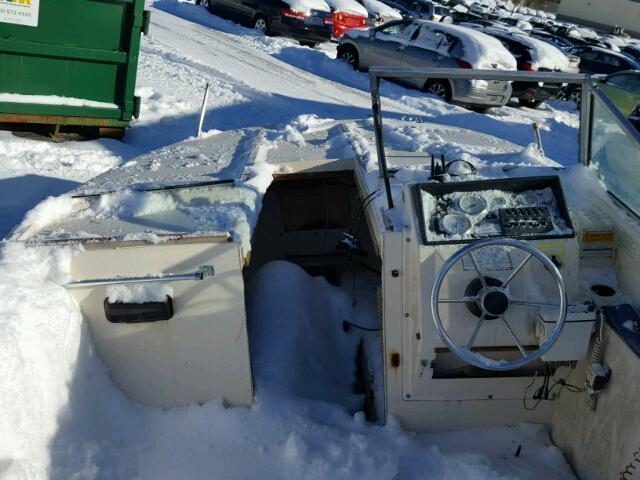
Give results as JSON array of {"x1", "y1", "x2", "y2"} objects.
[
  {"x1": 424, "y1": 80, "x2": 452, "y2": 102},
  {"x1": 519, "y1": 98, "x2": 543, "y2": 109},
  {"x1": 567, "y1": 88, "x2": 582, "y2": 106},
  {"x1": 300, "y1": 41, "x2": 318, "y2": 48},
  {"x1": 198, "y1": 0, "x2": 215, "y2": 13},
  {"x1": 253, "y1": 15, "x2": 270, "y2": 35},
  {"x1": 337, "y1": 46, "x2": 359, "y2": 70}
]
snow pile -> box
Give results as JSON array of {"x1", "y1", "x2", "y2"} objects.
[
  {"x1": 324, "y1": 0, "x2": 368, "y2": 16},
  {"x1": 106, "y1": 283, "x2": 174, "y2": 303},
  {"x1": 283, "y1": 0, "x2": 331, "y2": 14},
  {"x1": 0, "y1": 135, "x2": 122, "y2": 180},
  {"x1": 0, "y1": 243, "x2": 80, "y2": 478},
  {"x1": 0, "y1": 93, "x2": 118, "y2": 109},
  {"x1": 247, "y1": 261, "x2": 364, "y2": 408}
]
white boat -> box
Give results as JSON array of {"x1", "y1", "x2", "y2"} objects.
[{"x1": 12, "y1": 68, "x2": 640, "y2": 480}]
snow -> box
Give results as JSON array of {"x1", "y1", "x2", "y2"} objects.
[
  {"x1": 484, "y1": 28, "x2": 570, "y2": 71},
  {"x1": 0, "y1": 244, "x2": 576, "y2": 480},
  {"x1": 325, "y1": 0, "x2": 368, "y2": 16},
  {"x1": 0, "y1": 0, "x2": 587, "y2": 478},
  {"x1": 359, "y1": 0, "x2": 402, "y2": 20},
  {"x1": 283, "y1": 0, "x2": 331, "y2": 13},
  {"x1": 0, "y1": 93, "x2": 118, "y2": 109},
  {"x1": 106, "y1": 283, "x2": 174, "y2": 303}
]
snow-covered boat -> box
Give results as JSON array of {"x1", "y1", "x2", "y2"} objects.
[{"x1": 12, "y1": 67, "x2": 640, "y2": 480}]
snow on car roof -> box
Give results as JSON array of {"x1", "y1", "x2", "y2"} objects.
[
  {"x1": 360, "y1": 0, "x2": 402, "y2": 19},
  {"x1": 484, "y1": 27, "x2": 570, "y2": 70},
  {"x1": 324, "y1": 0, "x2": 368, "y2": 16},
  {"x1": 414, "y1": 21, "x2": 517, "y2": 70},
  {"x1": 283, "y1": 0, "x2": 331, "y2": 13}
]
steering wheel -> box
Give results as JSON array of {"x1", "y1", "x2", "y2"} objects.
[{"x1": 430, "y1": 238, "x2": 567, "y2": 371}]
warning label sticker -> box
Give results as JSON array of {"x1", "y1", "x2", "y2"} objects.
[{"x1": 0, "y1": 0, "x2": 39, "y2": 27}]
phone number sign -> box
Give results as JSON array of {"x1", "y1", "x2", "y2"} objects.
[{"x1": 0, "y1": 0, "x2": 40, "y2": 27}]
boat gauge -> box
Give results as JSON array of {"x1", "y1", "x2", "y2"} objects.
[
  {"x1": 441, "y1": 213, "x2": 472, "y2": 236},
  {"x1": 458, "y1": 194, "x2": 488, "y2": 215},
  {"x1": 490, "y1": 195, "x2": 508, "y2": 209},
  {"x1": 446, "y1": 159, "x2": 477, "y2": 176}
]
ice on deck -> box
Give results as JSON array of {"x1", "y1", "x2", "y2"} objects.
[{"x1": 14, "y1": 119, "x2": 556, "y2": 253}]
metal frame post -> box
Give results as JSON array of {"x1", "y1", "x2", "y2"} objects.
[{"x1": 369, "y1": 75, "x2": 394, "y2": 210}]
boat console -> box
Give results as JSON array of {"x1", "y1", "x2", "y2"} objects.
[{"x1": 415, "y1": 176, "x2": 574, "y2": 244}]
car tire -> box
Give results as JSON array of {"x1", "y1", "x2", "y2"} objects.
[
  {"x1": 337, "y1": 45, "x2": 359, "y2": 70},
  {"x1": 300, "y1": 41, "x2": 318, "y2": 48},
  {"x1": 253, "y1": 15, "x2": 270, "y2": 35},
  {"x1": 424, "y1": 80, "x2": 452, "y2": 102},
  {"x1": 198, "y1": 0, "x2": 215, "y2": 13},
  {"x1": 519, "y1": 98, "x2": 543, "y2": 109},
  {"x1": 567, "y1": 87, "x2": 582, "y2": 107}
]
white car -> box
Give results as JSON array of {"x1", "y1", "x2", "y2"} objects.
[{"x1": 354, "y1": 0, "x2": 402, "y2": 24}]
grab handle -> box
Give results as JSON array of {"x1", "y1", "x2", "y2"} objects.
[{"x1": 64, "y1": 265, "x2": 215, "y2": 289}]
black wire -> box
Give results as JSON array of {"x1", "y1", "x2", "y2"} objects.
[
  {"x1": 348, "y1": 189, "x2": 380, "y2": 236},
  {"x1": 343, "y1": 320, "x2": 380, "y2": 332},
  {"x1": 523, "y1": 366, "x2": 585, "y2": 411}
]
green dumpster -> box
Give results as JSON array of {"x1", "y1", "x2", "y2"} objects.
[{"x1": 0, "y1": 0, "x2": 150, "y2": 137}]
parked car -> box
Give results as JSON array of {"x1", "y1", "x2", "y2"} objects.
[
  {"x1": 469, "y1": 2, "x2": 492, "y2": 16},
  {"x1": 450, "y1": 10, "x2": 483, "y2": 23},
  {"x1": 337, "y1": 20, "x2": 516, "y2": 108},
  {"x1": 458, "y1": 18, "x2": 506, "y2": 29},
  {"x1": 621, "y1": 44, "x2": 640, "y2": 64},
  {"x1": 529, "y1": 29, "x2": 575, "y2": 51},
  {"x1": 546, "y1": 24, "x2": 608, "y2": 49},
  {"x1": 380, "y1": 0, "x2": 452, "y2": 22},
  {"x1": 481, "y1": 27, "x2": 579, "y2": 108},
  {"x1": 325, "y1": 0, "x2": 369, "y2": 37},
  {"x1": 198, "y1": 0, "x2": 333, "y2": 46},
  {"x1": 353, "y1": 0, "x2": 403, "y2": 25},
  {"x1": 496, "y1": 15, "x2": 533, "y2": 32},
  {"x1": 598, "y1": 71, "x2": 640, "y2": 117}
]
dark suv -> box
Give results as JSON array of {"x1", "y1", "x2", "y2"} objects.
[{"x1": 198, "y1": 0, "x2": 333, "y2": 46}]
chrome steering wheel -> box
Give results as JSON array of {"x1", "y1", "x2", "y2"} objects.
[{"x1": 430, "y1": 238, "x2": 567, "y2": 371}]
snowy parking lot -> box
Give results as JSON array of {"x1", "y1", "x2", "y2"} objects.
[{"x1": 0, "y1": 1, "x2": 585, "y2": 479}]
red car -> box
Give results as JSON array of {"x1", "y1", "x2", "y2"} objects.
[{"x1": 326, "y1": 0, "x2": 369, "y2": 37}]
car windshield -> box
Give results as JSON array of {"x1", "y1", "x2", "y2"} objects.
[
  {"x1": 378, "y1": 21, "x2": 412, "y2": 36},
  {"x1": 590, "y1": 91, "x2": 640, "y2": 216},
  {"x1": 606, "y1": 74, "x2": 640, "y2": 93}
]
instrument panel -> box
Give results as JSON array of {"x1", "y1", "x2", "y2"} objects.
[{"x1": 415, "y1": 176, "x2": 575, "y2": 245}]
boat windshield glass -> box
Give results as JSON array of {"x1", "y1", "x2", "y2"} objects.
[{"x1": 589, "y1": 93, "x2": 640, "y2": 217}]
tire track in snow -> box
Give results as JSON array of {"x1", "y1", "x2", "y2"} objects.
[{"x1": 146, "y1": 8, "x2": 423, "y2": 124}]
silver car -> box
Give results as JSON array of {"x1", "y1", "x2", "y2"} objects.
[{"x1": 337, "y1": 20, "x2": 515, "y2": 108}]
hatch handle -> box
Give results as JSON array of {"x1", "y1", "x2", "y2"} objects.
[{"x1": 64, "y1": 265, "x2": 215, "y2": 288}]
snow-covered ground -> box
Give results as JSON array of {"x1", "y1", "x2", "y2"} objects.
[{"x1": 0, "y1": 1, "x2": 582, "y2": 478}]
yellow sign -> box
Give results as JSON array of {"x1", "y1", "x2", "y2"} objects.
[
  {"x1": 0, "y1": 0, "x2": 39, "y2": 27},
  {"x1": 582, "y1": 231, "x2": 615, "y2": 244}
]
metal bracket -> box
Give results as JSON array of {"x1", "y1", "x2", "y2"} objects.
[{"x1": 64, "y1": 265, "x2": 215, "y2": 289}]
